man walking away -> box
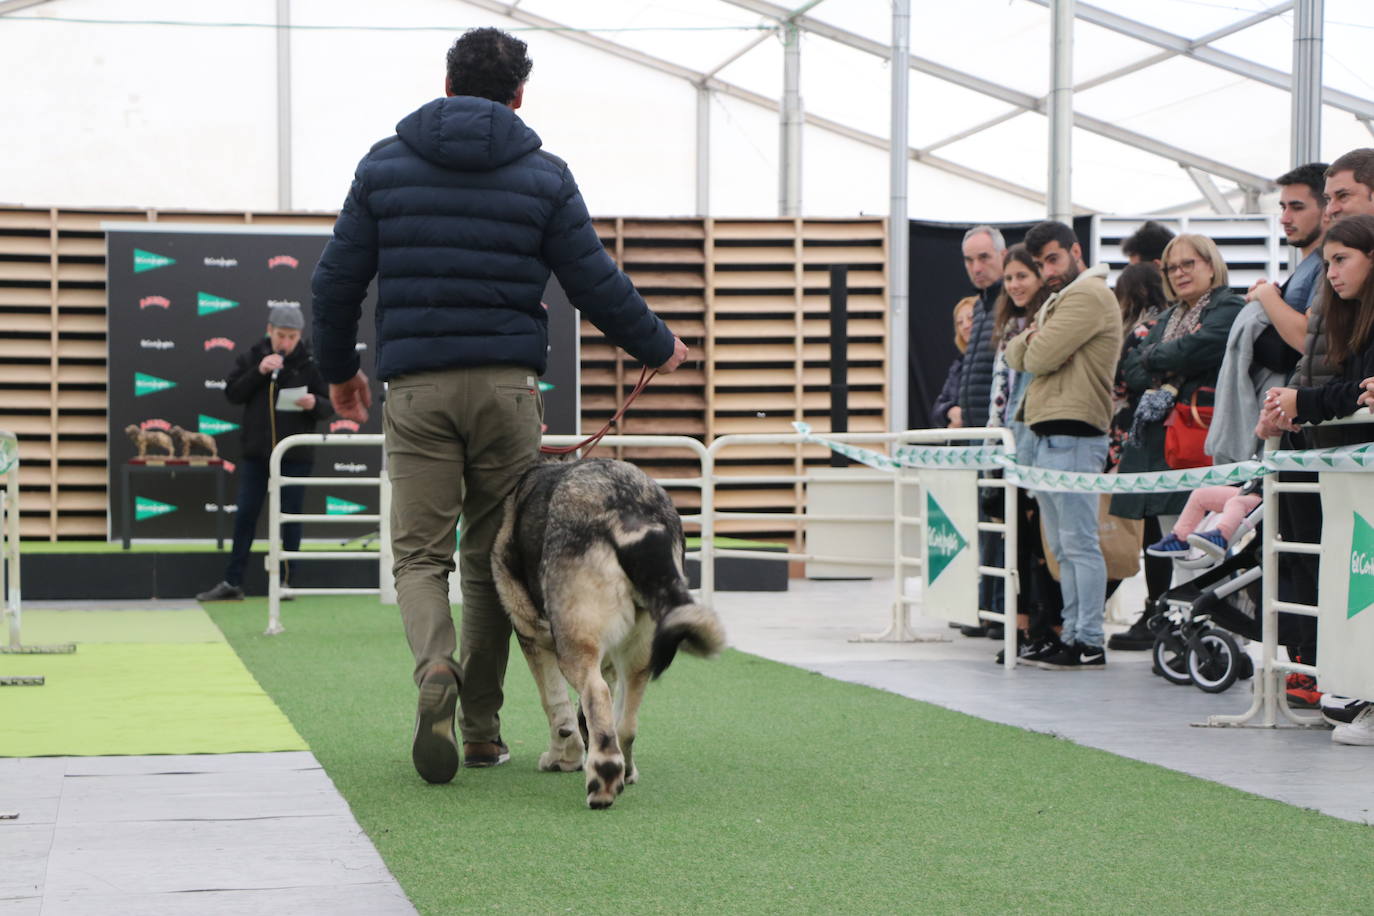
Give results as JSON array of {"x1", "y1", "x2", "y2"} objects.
[
  {"x1": 310, "y1": 28, "x2": 687, "y2": 784},
  {"x1": 1004, "y1": 221, "x2": 1121, "y2": 669}
]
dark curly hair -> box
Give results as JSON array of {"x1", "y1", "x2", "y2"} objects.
[{"x1": 446, "y1": 27, "x2": 533, "y2": 104}]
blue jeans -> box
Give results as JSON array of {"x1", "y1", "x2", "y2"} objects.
[
  {"x1": 1028, "y1": 432, "x2": 1108, "y2": 649},
  {"x1": 224, "y1": 457, "x2": 310, "y2": 586}
]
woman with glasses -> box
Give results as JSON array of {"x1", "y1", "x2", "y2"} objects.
[{"x1": 1108, "y1": 234, "x2": 1245, "y2": 556}]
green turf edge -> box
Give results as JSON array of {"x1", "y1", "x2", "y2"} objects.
[{"x1": 206, "y1": 597, "x2": 1374, "y2": 916}]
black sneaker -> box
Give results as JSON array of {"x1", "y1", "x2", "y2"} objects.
[
  {"x1": 1107, "y1": 614, "x2": 1155, "y2": 651},
  {"x1": 196, "y1": 581, "x2": 244, "y2": 602},
  {"x1": 959, "y1": 625, "x2": 989, "y2": 637},
  {"x1": 985, "y1": 625, "x2": 1005, "y2": 640},
  {"x1": 1040, "y1": 642, "x2": 1105, "y2": 670},
  {"x1": 1077, "y1": 643, "x2": 1106, "y2": 669},
  {"x1": 412, "y1": 668, "x2": 459, "y2": 784},
  {"x1": 1020, "y1": 635, "x2": 1066, "y2": 668}
]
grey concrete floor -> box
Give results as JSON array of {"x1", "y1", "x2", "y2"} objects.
[{"x1": 713, "y1": 576, "x2": 1374, "y2": 825}]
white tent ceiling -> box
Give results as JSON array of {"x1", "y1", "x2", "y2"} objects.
[{"x1": 2, "y1": 0, "x2": 1372, "y2": 220}]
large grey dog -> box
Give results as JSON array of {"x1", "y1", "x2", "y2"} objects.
[{"x1": 492, "y1": 458, "x2": 726, "y2": 809}]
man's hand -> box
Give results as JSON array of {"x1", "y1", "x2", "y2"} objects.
[
  {"x1": 947, "y1": 405, "x2": 964, "y2": 429},
  {"x1": 657, "y1": 336, "x2": 688, "y2": 374},
  {"x1": 259, "y1": 353, "x2": 285, "y2": 376},
  {"x1": 1359, "y1": 375, "x2": 1374, "y2": 409},
  {"x1": 295, "y1": 393, "x2": 317, "y2": 411},
  {"x1": 330, "y1": 370, "x2": 372, "y2": 423}
]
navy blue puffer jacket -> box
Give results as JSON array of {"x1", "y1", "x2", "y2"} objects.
[{"x1": 311, "y1": 96, "x2": 675, "y2": 383}]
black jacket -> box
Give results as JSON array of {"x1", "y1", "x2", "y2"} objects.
[
  {"x1": 311, "y1": 95, "x2": 675, "y2": 383},
  {"x1": 931, "y1": 353, "x2": 964, "y2": 426},
  {"x1": 1295, "y1": 333, "x2": 1374, "y2": 429},
  {"x1": 224, "y1": 337, "x2": 334, "y2": 460},
  {"x1": 955, "y1": 282, "x2": 1001, "y2": 428}
]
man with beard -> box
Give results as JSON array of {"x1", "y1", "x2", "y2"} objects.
[
  {"x1": 1246, "y1": 162, "x2": 1329, "y2": 354},
  {"x1": 1004, "y1": 221, "x2": 1121, "y2": 669}
]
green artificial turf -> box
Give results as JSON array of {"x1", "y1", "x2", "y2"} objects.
[{"x1": 208, "y1": 597, "x2": 1374, "y2": 915}]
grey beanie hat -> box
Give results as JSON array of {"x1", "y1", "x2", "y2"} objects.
[{"x1": 267, "y1": 305, "x2": 304, "y2": 329}]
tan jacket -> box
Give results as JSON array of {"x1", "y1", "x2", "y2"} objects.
[{"x1": 1003, "y1": 264, "x2": 1121, "y2": 431}]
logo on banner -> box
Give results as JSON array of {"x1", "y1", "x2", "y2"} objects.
[
  {"x1": 139, "y1": 295, "x2": 170, "y2": 310},
  {"x1": 133, "y1": 248, "x2": 175, "y2": 273},
  {"x1": 330, "y1": 419, "x2": 360, "y2": 433},
  {"x1": 138, "y1": 418, "x2": 173, "y2": 431},
  {"x1": 134, "y1": 372, "x2": 176, "y2": 397},
  {"x1": 139, "y1": 339, "x2": 174, "y2": 350},
  {"x1": 204, "y1": 256, "x2": 238, "y2": 268},
  {"x1": 334, "y1": 462, "x2": 368, "y2": 473},
  {"x1": 198, "y1": 414, "x2": 240, "y2": 436},
  {"x1": 204, "y1": 379, "x2": 226, "y2": 390},
  {"x1": 926, "y1": 492, "x2": 968, "y2": 584},
  {"x1": 204, "y1": 337, "x2": 235, "y2": 351},
  {"x1": 326, "y1": 496, "x2": 366, "y2": 515},
  {"x1": 135, "y1": 496, "x2": 177, "y2": 521},
  {"x1": 538, "y1": 381, "x2": 555, "y2": 392},
  {"x1": 267, "y1": 299, "x2": 301, "y2": 309},
  {"x1": 1350, "y1": 512, "x2": 1374, "y2": 619},
  {"x1": 268, "y1": 254, "x2": 299, "y2": 269},
  {"x1": 198, "y1": 291, "x2": 239, "y2": 316}
]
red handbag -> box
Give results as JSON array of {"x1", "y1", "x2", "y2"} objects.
[{"x1": 1164, "y1": 387, "x2": 1214, "y2": 469}]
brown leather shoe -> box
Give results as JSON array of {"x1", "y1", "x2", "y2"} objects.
[{"x1": 463, "y1": 738, "x2": 510, "y2": 768}]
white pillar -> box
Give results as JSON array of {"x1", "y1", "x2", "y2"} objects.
[
  {"x1": 889, "y1": 0, "x2": 910, "y2": 432},
  {"x1": 779, "y1": 23, "x2": 802, "y2": 217},
  {"x1": 276, "y1": 0, "x2": 293, "y2": 211},
  {"x1": 1048, "y1": 0, "x2": 1074, "y2": 222},
  {"x1": 1291, "y1": 0, "x2": 1324, "y2": 168},
  {"x1": 696, "y1": 84, "x2": 711, "y2": 217}
]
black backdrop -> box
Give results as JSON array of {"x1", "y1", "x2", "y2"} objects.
[
  {"x1": 905, "y1": 216, "x2": 1094, "y2": 430},
  {"x1": 106, "y1": 226, "x2": 578, "y2": 542}
]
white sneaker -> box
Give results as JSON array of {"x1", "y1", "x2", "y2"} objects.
[{"x1": 1331, "y1": 704, "x2": 1374, "y2": 746}]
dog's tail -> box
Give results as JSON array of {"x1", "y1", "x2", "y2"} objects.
[{"x1": 650, "y1": 601, "x2": 726, "y2": 679}]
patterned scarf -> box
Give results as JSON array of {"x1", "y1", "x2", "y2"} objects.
[{"x1": 1160, "y1": 288, "x2": 1212, "y2": 344}]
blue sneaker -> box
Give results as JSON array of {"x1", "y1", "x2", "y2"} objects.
[
  {"x1": 1145, "y1": 533, "x2": 1190, "y2": 557},
  {"x1": 1187, "y1": 529, "x2": 1229, "y2": 560}
]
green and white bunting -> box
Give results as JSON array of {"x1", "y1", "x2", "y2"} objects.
[{"x1": 792, "y1": 423, "x2": 1374, "y2": 494}]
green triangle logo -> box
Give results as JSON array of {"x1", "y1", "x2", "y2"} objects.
[
  {"x1": 198, "y1": 414, "x2": 239, "y2": 436},
  {"x1": 538, "y1": 381, "x2": 555, "y2": 392},
  {"x1": 326, "y1": 495, "x2": 366, "y2": 516},
  {"x1": 1349, "y1": 511, "x2": 1374, "y2": 619},
  {"x1": 197, "y1": 291, "x2": 239, "y2": 316},
  {"x1": 134, "y1": 372, "x2": 176, "y2": 397},
  {"x1": 133, "y1": 248, "x2": 175, "y2": 273},
  {"x1": 135, "y1": 496, "x2": 176, "y2": 521},
  {"x1": 926, "y1": 492, "x2": 968, "y2": 585}
]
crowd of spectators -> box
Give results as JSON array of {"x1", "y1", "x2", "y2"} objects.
[{"x1": 929, "y1": 150, "x2": 1374, "y2": 746}]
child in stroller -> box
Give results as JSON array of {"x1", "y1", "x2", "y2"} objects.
[{"x1": 1146, "y1": 478, "x2": 1264, "y2": 692}]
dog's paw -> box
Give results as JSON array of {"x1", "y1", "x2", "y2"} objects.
[
  {"x1": 585, "y1": 756, "x2": 625, "y2": 809},
  {"x1": 624, "y1": 763, "x2": 638, "y2": 786},
  {"x1": 538, "y1": 750, "x2": 584, "y2": 772}
]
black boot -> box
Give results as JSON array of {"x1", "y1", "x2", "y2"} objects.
[{"x1": 1107, "y1": 612, "x2": 1156, "y2": 650}]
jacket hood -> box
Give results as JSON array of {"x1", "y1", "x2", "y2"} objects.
[{"x1": 396, "y1": 96, "x2": 542, "y2": 171}]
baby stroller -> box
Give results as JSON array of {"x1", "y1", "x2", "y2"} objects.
[{"x1": 1149, "y1": 504, "x2": 1263, "y2": 693}]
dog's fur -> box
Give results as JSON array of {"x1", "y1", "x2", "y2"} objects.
[
  {"x1": 124, "y1": 424, "x2": 175, "y2": 458},
  {"x1": 170, "y1": 425, "x2": 219, "y2": 459},
  {"x1": 492, "y1": 458, "x2": 725, "y2": 809}
]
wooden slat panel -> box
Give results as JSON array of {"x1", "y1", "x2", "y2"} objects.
[
  {"x1": 0, "y1": 262, "x2": 51, "y2": 282},
  {"x1": 244, "y1": 213, "x2": 335, "y2": 228},
  {"x1": 55, "y1": 210, "x2": 144, "y2": 230},
  {"x1": 54, "y1": 339, "x2": 104, "y2": 359},
  {"x1": 713, "y1": 489, "x2": 800, "y2": 509},
  {"x1": 621, "y1": 246, "x2": 705, "y2": 265},
  {"x1": 713, "y1": 415, "x2": 803, "y2": 434},
  {"x1": 0, "y1": 236, "x2": 52, "y2": 256},
  {"x1": 2, "y1": 314, "x2": 53, "y2": 333},
  {"x1": 620, "y1": 220, "x2": 705, "y2": 240},
  {"x1": 0, "y1": 210, "x2": 53, "y2": 230},
  {"x1": 800, "y1": 245, "x2": 885, "y2": 265},
  {"x1": 714, "y1": 390, "x2": 885, "y2": 411},
  {"x1": 57, "y1": 390, "x2": 107, "y2": 410},
  {"x1": 710, "y1": 295, "x2": 799, "y2": 314},
  {"x1": 625, "y1": 269, "x2": 704, "y2": 289},
  {"x1": 53, "y1": 365, "x2": 106, "y2": 384},
  {"x1": 802, "y1": 267, "x2": 883, "y2": 288},
  {"x1": 713, "y1": 341, "x2": 885, "y2": 362},
  {"x1": 711, "y1": 221, "x2": 798, "y2": 241},
  {"x1": 712, "y1": 368, "x2": 802, "y2": 387},
  {"x1": 802, "y1": 220, "x2": 885, "y2": 240},
  {"x1": 714, "y1": 518, "x2": 799, "y2": 534},
  {"x1": 55, "y1": 236, "x2": 106, "y2": 256},
  {"x1": 19, "y1": 516, "x2": 55, "y2": 539},
  {"x1": 0, "y1": 288, "x2": 51, "y2": 307},
  {"x1": 2, "y1": 390, "x2": 52, "y2": 409},
  {"x1": 711, "y1": 270, "x2": 797, "y2": 289},
  {"x1": 709, "y1": 246, "x2": 796, "y2": 265},
  {"x1": 49, "y1": 467, "x2": 107, "y2": 486},
  {"x1": 53, "y1": 262, "x2": 106, "y2": 283},
  {"x1": 710, "y1": 318, "x2": 798, "y2": 339},
  {"x1": 54, "y1": 516, "x2": 107, "y2": 537},
  {"x1": 56, "y1": 289, "x2": 107, "y2": 307},
  {"x1": 0, "y1": 365, "x2": 53, "y2": 383},
  {"x1": 55, "y1": 415, "x2": 107, "y2": 435},
  {"x1": 58, "y1": 312, "x2": 106, "y2": 333},
  {"x1": 800, "y1": 293, "x2": 885, "y2": 312},
  {"x1": 582, "y1": 392, "x2": 706, "y2": 411},
  {"x1": 57, "y1": 492, "x2": 107, "y2": 511},
  {"x1": 0, "y1": 339, "x2": 51, "y2": 358}
]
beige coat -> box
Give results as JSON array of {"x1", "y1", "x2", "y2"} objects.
[{"x1": 1003, "y1": 264, "x2": 1121, "y2": 432}]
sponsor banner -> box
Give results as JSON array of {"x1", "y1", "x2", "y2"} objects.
[
  {"x1": 1318, "y1": 474, "x2": 1374, "y2": 700},
  {"x1": 134, "y1": 372, "x2": 176, "y2": 397},
  {"x1": 326, "y1": 495, "x2": 366, "y2": 516},
  {"x1": 135, "y1": 496, "x2": 176, "y2": 521},
  {"x1": 133, "y1": 248, "x2": 175, "y2": 273},
  {"x1": 920, "y1": 469, "x2": 980, "y2": 627},
  {"x1": 139, "y1": 295, "x2": 170, "y2": 310},
  {"x1": 197, "y1": 291, "x2": 239, "y2": 316},
  {"x1": 199, "y1": 414, "x2": 240, "y2": 436}
]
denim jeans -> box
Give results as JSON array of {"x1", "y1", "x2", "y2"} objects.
[
  {"x1": 224, "y1": 457, "x2": 310, "y2": 586},
  {"x1": 1028, "y1": 432, "x2": 1108, "y2": 649}
]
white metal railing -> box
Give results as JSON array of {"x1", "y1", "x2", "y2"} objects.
[
  {"x1": 1207, "y1": 410, "x2": 1374, "y2": 728},
  {"x1": 266, "y1": 434, "x2": 388, "y2": 635}
]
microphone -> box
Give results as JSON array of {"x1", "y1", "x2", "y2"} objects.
[{"x1": 270, "y1": 349, "x2": 286, "y2": 382}]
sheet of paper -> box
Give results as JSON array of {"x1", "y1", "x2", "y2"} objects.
[{"x1": 275, "y1": 385, "x2": 308, "y2": 412}]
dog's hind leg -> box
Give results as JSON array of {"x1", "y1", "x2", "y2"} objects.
[
  {"x1": 516, "y1": 635, "x2": 584, "y2": 772},
  {"x1": 611, "y1": 616, "x2": 654, "y2": 786},
  {"x1": 558, "y1": 646, "x2": 624, "y2": 809}
]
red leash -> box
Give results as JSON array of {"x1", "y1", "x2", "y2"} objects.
[{"x1": 540, "y1": 366, "x2": 657, "y2": 456}]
